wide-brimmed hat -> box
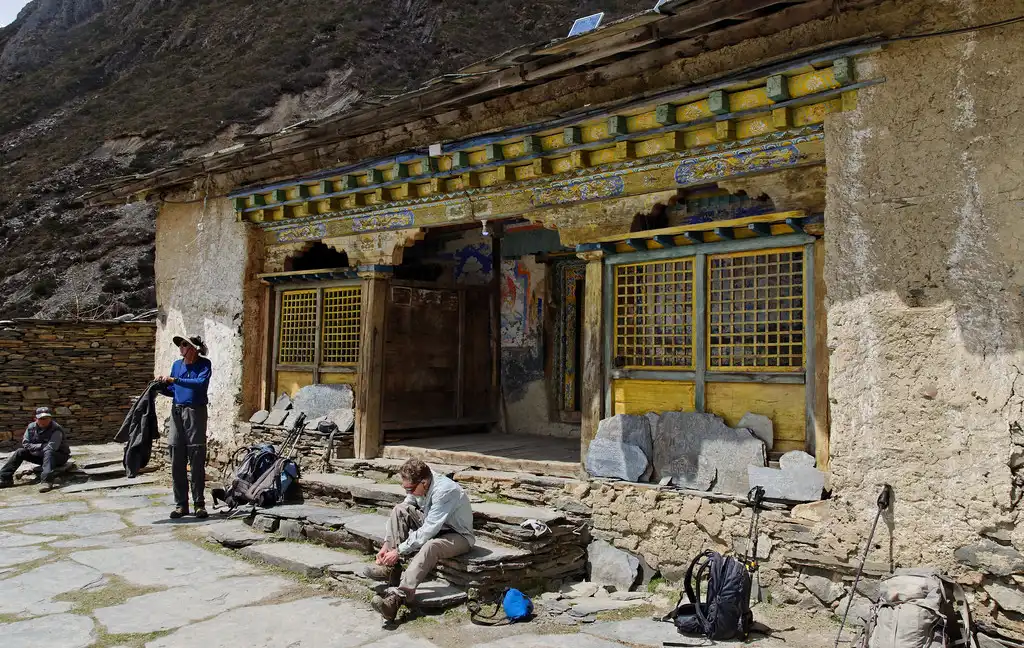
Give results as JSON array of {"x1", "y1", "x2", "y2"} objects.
[
  {"x1": 172, "y1": 335, "x2": 208, "y2": 355},
  {"x1": 35, "y1": 407, "x2": 53, "y2": 420}
]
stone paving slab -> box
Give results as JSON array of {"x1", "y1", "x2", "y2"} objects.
[
  {"x1": 341, "y1": 512, "x2": 388, "y2": 544},
  {"x1": 303, "y1": 473, "x2": 408, "y2": 504},
  {"x1": 146, "y1": 597, "x2": 390, "y2": 648},
  {"x1": 91, "y1": 495, "x2": 159, "y2": 510},
  {"x1": 51, "y1": 534, "x2": 134, "y2": 549},
  {"x1": 81, "y1": 464, "x2": 128, "y2": 478},
  {"x1": 71, "y1": 540, "x2": 259, "y2": 588},
  {"x1": 471, "y1": 634, "x2": 626, "y2": 648},
  {"x1": 71, "y1": 443, "x2": 124, "y2": 456},
  {"x1": 581, "y1": 619, "x2": 683, "y2": 647},
  {"x1": 0, "y1": 560, "x2": 104, "y2": 615},
  {"x1": 205, "y1": 520, "x2": 278, "y2": 548},
  {"x1": 95, "y1": 575, "x2": 295, "y2": 634},
  {"x1": 0, "y1": 545, "x2": 51, "y2": 567},
  {"x1": 126, "y1": 506, "x2": 224, "y2": 528},
  {"x1": 0, "y1": 530, "x2": 58, "y2": 547},
  {"x1": 415, "y1": 579, "x2": 469, "y2": 608},
  {"x1": 471, "y1": 501, "x2": 565, "y2": 525},
  {"x1": 0, "y1": 613, "x2": 95, "y2": 648},
  {"x1": 104, "y1": 486, "x2": 173, "y2": 498},
  {"x1": 20, "y1": 512, "x2": 127, "y2": 537},
  {"x1": 568, "y1": 598, "x2": 646, "y2": 617},
  {"x1": 459, "y1": 538, "x2": 531, "y2": 564},
  {"x1": 0, "y1": 501, "x2": 88, "y2": 523},
  {"x1": 241, "y1": 541, "x2": 365, "y2": 577},
  {"x1": 77, "y1": 454, "x2": 124, "y2": 469},
  {"x1": 256, "y1": 503, "x2": 356, "y2": 526},
  {"x1": 361, "y1": 635, "x2": 441, "y2": 648},
  {"x1": 62, "y1": 476, "x2": 157, "y2": 493}
]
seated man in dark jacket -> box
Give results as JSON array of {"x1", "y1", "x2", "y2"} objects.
[{"x1": 0, "y1": 407, "x2": 71, "y2": 492}]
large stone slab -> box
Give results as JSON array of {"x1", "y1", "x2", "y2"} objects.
[
  {"x1": 748, "y1": 465, "x2": 825, "y2": 502},
  {"x1": 71, "y1": 540, "x2": 258, "y2": 588},
  {"x1": 292, "y1": 384, "x2": 354, "y2": 418},
  {"x1": 0, "y1": 613, "x2": 95, "y2": 648},
  {"x1": 104, "y1": 486, "x2": 172, "y2": 498},
  {"x1": 457, "y1": 538, "x2": 531, "y2": 564},
  {"x1": 0, "y1": 501, "x2": 88, "y2": 523},
  {"x1": 205, "y1": 520, "x2": 276, "y2": 548},
  {"x1": 342, "y1": 513, "x2": 388, "y2": 544},
  {"x1": 598, "y1": 415, "x2": 653, "y2": 458},
  {"x1": 327, "y1": 408, "x2": 356, "y2": 433},
  {"x1": 585, "y1": 438, "x2": 649, "y2": 482},
  {"x1": 651, "y1": 412, "x2": 766, "y2": 495},
  {"x1": 91, "y1": 496, "x2": 157, "y2": 511},
  {"x1": 249, "y1": 409, "x2": 270, "y2": 424},
  {"x1": 569, "y1": 597, "x2": 646, "y2": 616},
  {"x1": 146, "y1": 596, "x2": 388, "y2": 648},
  {"x1": 61, "y1": 476, "x2": 157, "y2": 494},
  {"x1": 472, "y1": 501, "x2": 564, "y2": 525},
  {"x1": 738, "y1": 412, "x2": 774, "y2": 451},
  {"x1": 126, "y1": 505, "x2": 222, "y2": 528},
  {"x1": 20, "y1": 512, "x2": 127, "y2": 537},
  {"x1": 51, "y1": 534, "x2": 134, "y2": 549},
  {"x1": 582, "y1": 619, "x2": 685, "y2": 648},
  {"x1": 263, "y1": 409, "x2": 289, "y2": 427},
  {"x1": 471, "y1": 635, "x2": 625, "y2": 648},
  {"x1": 95, "y1": 575, "x2": 294, "y2": 634},
  {"x1": 955, "y1": 539, "x2": 1024, "y2": 576},
  {"x1": 0, "y1": 545, "x2": 51, "y2": 567},
  {"x1": 0, "y1": 561, "x2": 104, "y2": 615},
  {"x1": 587, "y1": 539, "x2": 640, "y2": 592},
  {"x1": 413, "y1": 580, "x2": 469, "y2": 609},
  {"x1": 240, "y1": 542, "x2": 364, "y2": 577},
  {"x1": 0, "y1": 530, "x2": 58, "y2": 547}
]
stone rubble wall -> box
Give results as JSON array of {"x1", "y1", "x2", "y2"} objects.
[{"x1": 0, "y1": 319, "x2": 155, "y2": 446}]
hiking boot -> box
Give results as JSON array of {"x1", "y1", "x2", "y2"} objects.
[
  {"x1": 364, "y1": 562, "x2": 402, "y2": 586},
  {"x1": 38, "y1": 482, "x2": 54, "y2": 493},
  {"x1": 0, "y1": 478, "x2": 14, "y2": 489},
  {"x1": 169, "y1": 506, "x2": 188, "y2": 519},
  {"x1": 194, "y1": 507, "x2": 208, "y2": 519},
  {"x1": 371, "y1": 590, "x2": 405, "y2": 623}
]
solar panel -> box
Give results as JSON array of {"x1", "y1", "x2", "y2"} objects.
[{"x1": 568, "y1": 12, "x2": 604, "y2": 37}]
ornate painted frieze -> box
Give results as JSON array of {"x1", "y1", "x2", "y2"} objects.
[{"x1": 531, "y1": 176, "x2": 625, "y2": 208}]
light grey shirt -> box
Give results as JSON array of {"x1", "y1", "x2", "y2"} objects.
[{"x1": 397, "y1": 470, "x2": 476, "y2": 556}]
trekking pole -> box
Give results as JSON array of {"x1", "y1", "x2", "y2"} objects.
[
  {"x1": 745, "y1": 486, "x2": 765, "y2": 603},
  {"x1": 834, "y1": 483, "x2": 893, "y2": 648}
]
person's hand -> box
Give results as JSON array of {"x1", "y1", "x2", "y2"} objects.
[
  {"x1": 375, "y1": 545, "x2": 389, "y2": 565},
  {"x1": 381, "y1": 549, "x2": 400, "y2": 567}
]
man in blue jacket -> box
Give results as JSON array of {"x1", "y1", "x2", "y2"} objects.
[
  {"x1": 158, "y1": 334, "x2": 212, "y2": 519},
  {"x1": 0, "y1": 407, "x2": 71, "y2": 492}
]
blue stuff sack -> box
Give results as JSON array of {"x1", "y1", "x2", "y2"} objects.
[{"x1": 502, "y1": 588, "x2": 533, "y2": 622}]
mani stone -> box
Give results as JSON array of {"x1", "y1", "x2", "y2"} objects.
[
  {"x1": 263, "y1": 409, "x2": 289, "y2": 427},
  {"x1": 587, "y1": 540, "x2": 641, "y2": 592},
  {"x1": 748, "y1": 465, "x2": 825, "y2": 502},
  {"x1": 779, "y1": 450, "x2": 817, "y2": 470},
  {"x1": 292, "y1": 384, "x2": 354, "y2": 419},
  {"x1": 585, "y1": 438, "x2": 649, "y2": 482},
  {"x1": 248, "y1": 410, "x2": 270, "y2": 424},
  {"x1": 955, "y1": 539, "x2": 1024, "y2": 576},
  {"x1": 651, "y1": 412, "x2": 766, "y2": 495},
  {"x1": 738, "y1": 412, "x2": 774, "y2": 450}
]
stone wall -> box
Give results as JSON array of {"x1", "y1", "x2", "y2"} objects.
[{"x1": 0, "y1": 319, "x2": 155, "y2": 446}]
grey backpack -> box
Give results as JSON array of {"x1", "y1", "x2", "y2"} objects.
[{"x1": 859, "y1": 572, "x2": 977, "y2": 648}]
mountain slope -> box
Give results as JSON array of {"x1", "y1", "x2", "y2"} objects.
[{"x1": 0, "y1": 0, "x2": 647, "y2": 318}]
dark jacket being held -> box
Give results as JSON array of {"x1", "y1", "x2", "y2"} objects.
[
  {"x1": 115, "y1": 381, "x2": 163, "y2": 477},
  {"x1": 23, "y1": 421, "x2": 71, "y2": 457}
]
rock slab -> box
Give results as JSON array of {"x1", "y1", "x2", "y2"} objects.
[
  {"x1": 955, "y1": 539, "x2": 1024, "y2": 576},
  {"x1": 292, "y1": 384, "x2": 354, "y2": 419},
  {"x1": 240, "y1": 542, "x2": 364, "y2": 577},
  {"x1": 585, "y1": 438, "x2": 649, "y2": 482},
  {"x1": 587, "y1": 539, "x2": 640, "y2": 592},
  {"x1": 652, "y1": 412, "x2": 766, "y2": 495},
  {"x1": 748, "y1": 464, "x2": 825, "y2": 502},
  {"x1": 738, "y1": 412, "x2": 774, "y2": 450}
]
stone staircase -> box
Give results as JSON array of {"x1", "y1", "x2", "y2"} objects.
[
  {"x1": 0, "y1": 442, "x2": 160, "y2": 492},
  {"x1": 203, "y1": 463, "x2": 593, "y2": 613}
]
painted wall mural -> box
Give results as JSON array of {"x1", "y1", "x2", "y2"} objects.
[
  {"x1": 531, "y1": 175, "x2": 625, "y2": 208},
  {"x1": 275, "y1": 222, "x2": 326, "y2": 243},
  {"x1": 352, "y1": 209, "x2": 415, "y2": 233},
  {"x1": 501, "y1": 260, "x2": 531, "y2": 347}
]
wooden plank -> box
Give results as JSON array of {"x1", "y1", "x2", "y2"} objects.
[
  {"x1": 705, "y1": 381, "x2": 805, "y2": 453},
  {"x1": 356, "y1": 273, "x2": 390, "y2": 459},
  {"x1": 580, "y1": 255, "x2": 605, "y2": 465},
  {"x1": 612, "y1": 379, "x2": 696, "y2": 415},
  {"x1": 591, "y1": 210, "x2": 805, "y2": 244},
  {"x1": 812, "y1": 238, "x2": 829, "y2": 470}
]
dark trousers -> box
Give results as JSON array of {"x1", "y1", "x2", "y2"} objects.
[
  {"x1": 169, "y1": 404, "x2": 208, "y2": 508},
  {"x1": 1, "y1": 447, "x2": 69, "y2": 483}
]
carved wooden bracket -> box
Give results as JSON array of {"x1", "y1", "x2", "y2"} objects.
[{"x1": 324, "y1": 228, "x2": 425, "y2": 266}]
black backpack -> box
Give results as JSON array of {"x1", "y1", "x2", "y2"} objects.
[
  {"x1": 211, "y1": 444, "x2": 299, "y2": 509},
  {"x1": 664, "y1": 550, "x2": 754, "y2": 641}
]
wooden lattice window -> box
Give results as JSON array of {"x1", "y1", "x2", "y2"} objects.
[
  {"x1": 278, "y1": 289, "x2": 317, "y2": 364},
  {"x1": 707, "y1": 248, "x2": 805, "y2": 371},
  {"x1": 614, "y1": 259, "x2": 695, "y2": 369},
  {"x1": 321, "y1": 286, "x2": 362, "y2": 366}
]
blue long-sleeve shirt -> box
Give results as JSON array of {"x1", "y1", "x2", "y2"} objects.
[{"x1": 162, "y1": 357, "x2": 212, "y2": 406}]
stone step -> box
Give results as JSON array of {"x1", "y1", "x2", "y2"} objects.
[{"x1": 240, "y1": 541, "x2": 366, "y2": 578}]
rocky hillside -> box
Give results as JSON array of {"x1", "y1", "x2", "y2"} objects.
[{"x1": 0, "y1": 0, "x2": 647, "y2": 318}]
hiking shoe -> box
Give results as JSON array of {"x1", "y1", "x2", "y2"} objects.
[
  {"x1": 194, "y1": 507, "x2": 208, "y2": 519},
  {"x1": 38, "y1": 482, "x2": 54, "y2": 493},
  {"x1": 371, "y1": 591, "x2": 404, "y2": 623},
  {"x1": 169, "y1": 507, "x2": 188, "y2": 519},
  {"x1": 364, "y1": 562, "x2": 402, "y2": 585},
  {"x1": 0, "y1": 479, "x2": 14, "y2": 489}
]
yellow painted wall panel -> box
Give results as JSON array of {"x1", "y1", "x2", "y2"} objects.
[
  {"x1": 730, "y1": 87, "x2": 770, "y2": 111},
  {"x1": 613, "y1": 379, "x2": 696, "y2": 415},
  {"x1": 705, "y1": 382, "x2": 806, "y2": 453},
  {"x1": 275, "y1": 371, "x2": 314, "y2": 398},
  {"x1": 321, "y1": 372, "x2": 358, "y2": 386}
]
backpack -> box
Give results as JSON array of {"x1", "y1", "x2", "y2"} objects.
[
  {"x1": 468, "y1": 588, "x2": 533, "y2": 625},
  {"x1": 212, "y1": 444, "x2": 300, "y2": 509},
  {"x1": 858, "y1": 572, "x2": 978, "y2": 648},
  {"x1": 664, "y1": 550, "x2": 753, "y2": 641}
]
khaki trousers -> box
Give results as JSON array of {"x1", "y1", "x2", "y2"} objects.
[{"x1": 385, "y1": 502, "x2": 471, "y2": 591}]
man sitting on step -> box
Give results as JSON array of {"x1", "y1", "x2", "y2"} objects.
[
  {"x1": 370, "y1": 458, "x2": 475, "y2": 623},
  {"x1": 0, "y1": 407, "x2": 71, "y2": 493}
]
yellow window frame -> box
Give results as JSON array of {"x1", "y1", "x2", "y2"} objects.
[
  {"x1": 321, "y1": 286, "x2": 362, "y2": 367},
  {"x1": 277, "y1": 289, "x2": 318, "y2": 365},
  {"x1": 612, "y1": 257, "x2": 696, "y2": 370}
]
